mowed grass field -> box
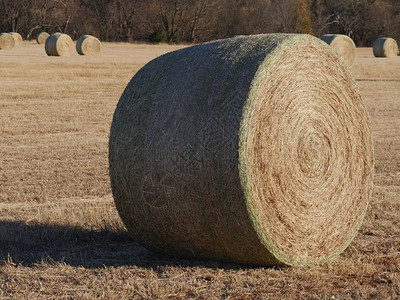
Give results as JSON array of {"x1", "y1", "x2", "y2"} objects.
[{"x1": 0, "y1": 41, "x2": 399, "y2": 299}]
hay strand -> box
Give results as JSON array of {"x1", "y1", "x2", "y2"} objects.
[
  {"x1": 109, "y1": 34, "x2": 374, "y2": 266},
  {"x1": 9, "y1": 32, "x2": 23, "y2": 46},
  {"x1": 45, "y1": 33, "x2": 74, "y2": 56},
  {"x1": 0, "y1": 33, "x2": 15, "y2": 50},
  {"x1": 76, "y1": 35, "x2": 101, "y2": 55},
  {"x1": 373, "y1": 37, "x2": 398, "y2": 57},
  {"x1": 320, "y1": 34, "x2": 356, "y2": 66},
  {"x1": 36, "y1": 32, "x2": 50, "y2": 44}
]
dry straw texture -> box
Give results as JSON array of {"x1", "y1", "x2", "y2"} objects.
[
  {"x1": 45, "y1": 33, "x2": 74, "y2": 56},
  {"x1": 109, "y1": 34, "x2": 374, "y2": 266},
  {"x1": 76, "y1": 35, "x2": 101, "y2": 55},
  {"x1": 36, "y1": 32, "x2": 49, "y2": 44},
  {"x1": 373, "y1": 37, "x2": 399, "y2": 57},
  {"x1": 9, "y1": 32, "x2": 23, "y2": 46},
  {"x1": 0, "y1": 33, "x2": 15, "y2": 50},
  {"x1": 320, "y1": 34, "x2": 357, "y2": 66}
]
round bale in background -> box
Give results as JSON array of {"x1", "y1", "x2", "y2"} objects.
[
  {"x1": 45, "y1": 33, "x2": 74, "y2": 56},
  {"x1": 9, "y1": 32, "x2": 23, "y2": 46},
  {"x1": 36, "y1": 32, "x2": 50, "y2": 44},
  {"x1": 76, "y1": 35, "x2": 101, "y2": 55},
  {"x1": 373, "y1": 37, "x2": 398, "y2": 57},
  {"x1": 0, "y1": 33, "x2": 15, "y2": 50},
  {"x1": 320, "y1": 34, "x2": 356, "y2": 67},
  {"x1": 109, "y1": 34, "x2": 374, "y2": 267}
]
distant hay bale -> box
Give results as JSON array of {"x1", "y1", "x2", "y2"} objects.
[
  {"x1": 373, "y1": 37, "x2": 398, "y2": 57},
  {"x1": 0, "y1": 33, "x2": 15, "y2": 50},
  {"x1": 320, "y1": 34, "x2": 356, "y2": 66},
  {"x1": 36, "y1": 32, "x2": 50, "y2": 44},
  {"x1": 76, "y1": 35, "x2": 101, "y2": 55},
  {"x1": 109, "y1": 34, "x2": 374, "y2": 267},
  {"x1": 45, "y1": 33, "x2": 74, "y2": 56},
  {"x1": 9, "y1": 32, "x2": 23, "y2": 46}
]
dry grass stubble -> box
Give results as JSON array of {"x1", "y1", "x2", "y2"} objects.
[{"x1": 0, "y1": 43, "x2": 399, "y2": 299}]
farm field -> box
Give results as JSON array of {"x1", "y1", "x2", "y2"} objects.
[{"x1": 0, "y1": 41, "x2": 399, "y2": 299}]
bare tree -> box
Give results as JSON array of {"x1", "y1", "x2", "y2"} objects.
[
  {"x1": 0, "y1": 0, "x2": 25, "y2": 32},
  {"x1": 0, "y1": 0, "x2": 399, "y2": 45},
  {"x1": 187, "y1": 0, "x2": 214, "y2": 42},
  {"x1": 82, "y1": 0, "x2": 114, "y2": 40},
  {"x1": 269, "y1": 0, "x2": 300, "y2": 32},
  {"x1": 158, "y1": 0, "x2": 189, "y2": 43},
  {"x1": 115, "y1": 0, "x2": 139, "y2": 41},
  {"x1": 310, "y1": 0, "x2": 337, "y2": 36}
]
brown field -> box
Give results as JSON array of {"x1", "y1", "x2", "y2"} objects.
[{"x1": 0, "y1": 41, "x2": 399, "y2": 299}]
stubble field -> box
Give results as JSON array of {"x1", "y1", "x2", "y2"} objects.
[{"x1": 0, "y1": 41, "x2": 399, "y2": 299}]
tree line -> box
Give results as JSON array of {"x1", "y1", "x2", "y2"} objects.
[{"x1": 0, "y1": 0, "x2": 399, "y2": 46}]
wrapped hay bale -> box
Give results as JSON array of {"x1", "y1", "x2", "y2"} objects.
[
  {"x1": 0, "y1": 33, "x2": 15, "y2": 50},
  {"x1": 320, "y1": 34, "x2": 356, "y2": 67},
  {"x1": 373, "y1": 37, "x2": 398, "y2": 57},
  {"x1": 76, "y1": 35, "x2": 101, "y2": 55},
  {"x1": 9, "y1": 32, "x2": 23, "y2": 46},
  {"x1": 36, "y1": 32, "x2": 50, "y2": 44},
  {"x1": 109, "y1": 34, "x2": 374, "y2": 266},
  {"x1": 45, "y1": 33, "x2": 74, "y2": 56}
]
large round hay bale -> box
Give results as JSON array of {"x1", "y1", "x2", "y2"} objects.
[
  {"x1": 36, "y1": 32, "x2": 50, "y2": 44},
  {"x1": 9, "y1": 32, "x2": 23, "y2": 46},
  {"x1": 320, "y1": 34, "x2": 356, "y2": 66},
  {"x1": 0, "y1": 33, "x2": 15, "y2": 50},
  {"x1": 373, "y1": 37, "x2": 398, "y2": 57},
  {"x1": 45, "y1": 33, "x2": 74, "y2": 56},
  {"x1": 76, "y1": 35, "x2": 101, "y2": 55},
  {"x1": 109, "y1": 34, "x2": 374, "y2": 266}
]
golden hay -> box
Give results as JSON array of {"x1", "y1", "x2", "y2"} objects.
[
  {"x1": 109, "y1": 34, "x2": 374, "y2": 266},
  {"x1": 373, "y1": 37, "x2": 398, "y2": 57},
  {"x1": 0, "y1": 33, "x2": 15, "y2": 50},
  {"x1": 45, "y1": 33, "x2": 74, "y2": 57},
  {"x1": 320, "y1": 34, "x2": 356, "y2": 67},
  {"x1": 9, "y1": 32, "x2": 23, "y2": 46},
  {"x1": 36, "y1": 32, "x2": 50, "y2": 45},
  {"x1": 76, "y1": 35, "x2": 101, "y2": 55}
]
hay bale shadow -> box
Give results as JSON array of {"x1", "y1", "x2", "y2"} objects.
[{"x1": 0, "y1": 221, "x2": 266, "y2": 270}]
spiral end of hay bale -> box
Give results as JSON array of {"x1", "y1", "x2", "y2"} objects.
[
  {"x1": 36, "y1": 32, "x2": 50, "y2": 45},
  {"x1": 109, "y1": 34, "x2": 374, "y2": 266},
  {"x1": 0, "y1": 33, "x2": 15, "y2": 50},
  {"x1": 45, "y1": 33, "x2": 74, "y2": 57},
  {"x1": 9, "y1": 32, "x2": 23, "y2": 46},
  {"x1": 76, "y1": 35, "x2": 101, "y2": 55},
  {"x1": 320, "y1": 34, "x2": 356, "y2": 67},
  {"x1": 373, "y1": 37, "x2": 398, "y2": 57},
  {"x1": 240, "y1": 36, "x2": 373, "y2": 265}
]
